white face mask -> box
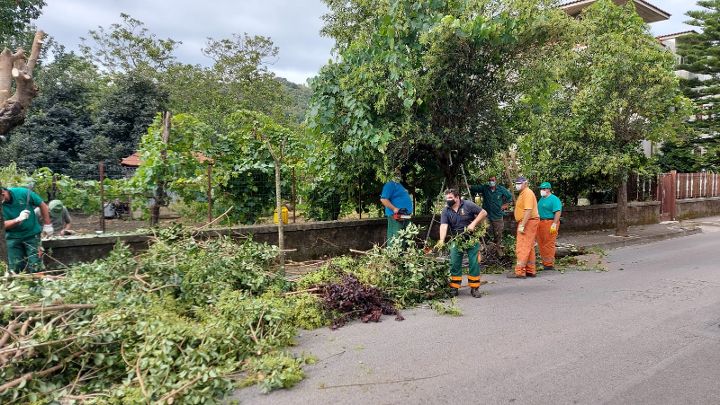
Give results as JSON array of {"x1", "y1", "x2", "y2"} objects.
[
  {"x1": 515, "y1": 184, "x2": 522, "y2": 191},
  {"x1": 540, "y1": 190, "x2": 549, "y2": 197},
  {"x1": 489, "y1": 181, "x2": 496, "y2": 187}
]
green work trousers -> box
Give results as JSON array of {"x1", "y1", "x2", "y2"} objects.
[
  {"x1": 386, "y1": 217, "x2": 409, "y2": 247},
  {"x1": 449, "y1": 241, "x2": 481, "y2": 289},
  {"x1": 7, "y1": 234, "x2": 43, "y2": 273}
]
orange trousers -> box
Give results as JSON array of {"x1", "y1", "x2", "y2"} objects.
[
  {"x1": 515, "y1": 219, "x2": 539, "y2": 276},
  {"x1": 537, "y1": 220, "x2": 558, "y2": 267}
]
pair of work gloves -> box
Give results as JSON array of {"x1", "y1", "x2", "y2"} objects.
[
  {"x1": 518, "y1": 223, "x2": 557, "y2": 234},
  {"x1": 15, "y1": 210, "x2": 54, "y2": 237}
]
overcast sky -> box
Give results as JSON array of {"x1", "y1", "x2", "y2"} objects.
[{"x1": 36, "y1": 0, "x2": 702, "y2": 85}]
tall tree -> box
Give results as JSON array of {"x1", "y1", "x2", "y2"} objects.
[
  {"x1": 518, "y1": 0, "x2": 690, "y2": 235},
  {"x1": 675, "y1": 1, "x2": 720, "y2": 170},
  {"x1": 79, "y1": 13, "x2": 180, "y2": 77},
  {"x1": 309, "y1": 0, "x2": 565, "y2": 194},
  {"x1": 0, "y1": 0, "x2": 45, "y2": 46},
  {"x1": 2, "y1": 49, "x2": 99, "y2": 173}
]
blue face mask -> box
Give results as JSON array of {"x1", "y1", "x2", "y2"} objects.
[{"x1": 489, "y1": 181, "x2": 496, "y2": 187}]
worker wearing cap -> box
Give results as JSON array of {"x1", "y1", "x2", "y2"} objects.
[
  {"x1": 470, "y1": 176, "x2": 512, "y2": 254},
  {"x1": 536, "y1": 182, "x2": 562, "y2": 271},
  {"x1": 436, "y1": 188, "x2": 488, "y2": 298},
  {"x1": 379, "y1": 169, "x2": 413, "y2": 247},
  {"x1": 508, "y1": 177, "x2": 539, "y2": 278},
  {"x1": 2, "y1": 187, "x2": 53, "y2": 272},
  {"x1": 35, "y1": 200, "x2": 73, "y2": 236}
]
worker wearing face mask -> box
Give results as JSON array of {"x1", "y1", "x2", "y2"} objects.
[
  {"x1": 536, "y1": 182, "x2": 562, "y2": 271},
  {"x1": 508, "y1": 177, "x2": 539, "y2": 278},
  {"x1": 435, "y1": 188, "x2": 488, "y2": 297},
  {"x1": 469, "y1": 176, "x2": 512, "y2": 255}
]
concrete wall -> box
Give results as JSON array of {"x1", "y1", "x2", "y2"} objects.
[
  {"x1": 559, "y1": 201, "x2": 660, "y2": 231},
  {"x1": 676, "y1": 197, "x2": 720, "y2": 220},
  {"x1": 41, "y1": 198, "x2": 720, "y2": 268},
  {"x1": 44, "y1": 219, "x2": 390, "y2": 268}
]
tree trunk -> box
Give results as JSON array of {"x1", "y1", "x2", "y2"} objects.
[
  {"x1": 152, "y1": 112, "x2": 171, "y2": 226},
  {"x1": 616, "y1": 174, "x2": 629, "y2": 237},
  {"x1": 273, "y1": 159, "x2": 285, "y2": 274},
  {"x1": 0, "y1": 31, "x2": 45, "y2": 135}
]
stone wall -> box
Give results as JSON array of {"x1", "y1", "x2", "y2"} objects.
[
  {"x1": 41, "y1": 198, "x2": 720, "y2": 268},
  {"x1": 558, "y1": 201, "x2": 660, "y2": 231},
  {"x1": 676, "y1": 197, "x2": 720, "y2": 220}
]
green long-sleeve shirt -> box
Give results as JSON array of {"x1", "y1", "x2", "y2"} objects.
[{"x1": 469, "y1": 184, "x2": 512, "y2": 221}]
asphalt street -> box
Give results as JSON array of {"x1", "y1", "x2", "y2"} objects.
[{"x1": 233, "y1": 226, "x2": 720, "y2": 404}]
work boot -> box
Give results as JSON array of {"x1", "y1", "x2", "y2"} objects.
[
  {"x1": 450, "y1": 288, "x2": 459, "y2": 297},
  {"x1": 470, "y1": 287, "x2": 482, "y2": 298},
  {"x1": 507, "y1": 273, "x2": 526, "y2": 279},
  {"x1": 544, "y1": 265, "x2": 555, "y2": 271},
  {"x1": 526, "y1": 273, "x2": 537, "y2": 278}
]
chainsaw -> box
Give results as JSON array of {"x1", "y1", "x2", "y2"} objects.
[{"x1": 392, "y1": 208, "x2": 412, "y2": 221}]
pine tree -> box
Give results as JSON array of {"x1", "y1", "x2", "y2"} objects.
[{"x1": 676, "y1": 0, "x2": 720, "y2": 169}]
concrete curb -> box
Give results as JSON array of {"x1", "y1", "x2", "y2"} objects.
[{"x1": 573, "y1": 227, "x2": 703, "y2": 251}]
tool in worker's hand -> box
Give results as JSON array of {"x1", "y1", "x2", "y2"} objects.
[{"x1": 393, "y1": 208, "x2": 412, "y2": 221}]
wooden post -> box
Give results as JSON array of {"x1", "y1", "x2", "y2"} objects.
[
  {"x1": 0, "y1": 182, "x2": 8, "y2": 266},
  {"x1": 207, "y1": 163, "x2": 213, "y2": 223},
  {"x1": 292, "y1": 168, "x2": 297, "y2": 223},
  {"x1": 99, "y1": 161, "x2": 106, "y2": 233},
  {"x1": 51, "y1": 174, "x2": 57, "y2": 201},
  {"x1": 358, "y1": 174, "x2": 362, "y2": 219}
]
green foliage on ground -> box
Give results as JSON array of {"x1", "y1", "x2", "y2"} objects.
[{"x1": 1, "y1": 224, "x2": 455, "y2": 402}]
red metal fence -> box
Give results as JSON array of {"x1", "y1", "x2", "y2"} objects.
[{"x1": 675, "y1": 172, "x2": 720, "y2": 200}]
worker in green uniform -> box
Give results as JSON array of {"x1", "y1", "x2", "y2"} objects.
[
  {"x1": 435, "y1": 188, "x2": 488, "y2": 298},
  {"x1": 2, "y1": 187, "x2": 52, "y2": 272},
  {"x1": 470, "y1": 176, "x2": 512, "y2": 254}
]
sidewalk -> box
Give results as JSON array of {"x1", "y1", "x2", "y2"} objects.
[{"x1": 557, "y1": 219, "x2": 705, "y2": 251}]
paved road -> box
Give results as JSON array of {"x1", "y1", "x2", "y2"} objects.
[{"x1": 233, "y1": 228, "x2": 720, "y2": 404}]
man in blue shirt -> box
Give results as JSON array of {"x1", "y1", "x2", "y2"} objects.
[
  {"x1": 380, "y1": 171, "x2": 413, "y2": 247},
  {"x1": 536, "y1": 182, "x2": 562, "y2": 270},
  {"x1": 435, "y1": 189, "x2": 488, "y2": 298}
]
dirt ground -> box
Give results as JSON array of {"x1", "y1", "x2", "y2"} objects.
[{"x1": 67, "y1": 210, "x2": 186, "y2": 235}]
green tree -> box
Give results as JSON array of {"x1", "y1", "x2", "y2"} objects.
[
  {"x1": 82, "y1": 74, "x2": 168, "y2": 178},
  {"x1": 0, "y1": 0, "x2": 45, "y2": 46},
  {"x1": 674, "y1": 1, "x2": 720, "y2": 170},
  {"x1": 79, "y1": 13, "x2": 180, "y2": 77},
  {"x1": 2, "y1": 48, "x2": 100, "y2": 173},
  {"x1": 308, "y1": 0, "x2": 565, "y2": 207},
  {"x1": 518, "y1": 0, "x2": 690, "y2": 235}
]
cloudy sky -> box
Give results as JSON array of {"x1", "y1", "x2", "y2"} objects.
[{"x1": 36, "y1": 0, "x2": 701, "y2": 85}]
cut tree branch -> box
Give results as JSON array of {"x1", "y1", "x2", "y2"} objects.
[{"x1": 0, "y1": 30, "x2": 46, "y2": 135}]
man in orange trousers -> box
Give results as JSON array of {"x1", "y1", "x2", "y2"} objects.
[
  {"x1": 508, "y1": 176, "x2": 540, "y2": 278},
  {"x1": 536, "y1": 182, "x2": 563, "y2": 270}
]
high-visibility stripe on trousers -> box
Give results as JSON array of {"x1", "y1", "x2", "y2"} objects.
[
  {"x1": 515, "y1": 219, "x2": 539, "y2": 276},
  {"x1": 449, "y1": 241, "x2": 482, "y2": 289},
  {"x1": 537, "y1": 220, "x2": 558, "y2": 267},
  {"x1": 449, "y1": 275, "x2": 463, "y2": 289}
]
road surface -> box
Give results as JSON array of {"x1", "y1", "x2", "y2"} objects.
[{"x1": 233, "y1": 227, "x2": 720, "y2": 404}]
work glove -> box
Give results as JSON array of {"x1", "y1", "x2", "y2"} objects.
[
  {"x1": 518, "y1": 224, "x2": 525, "y2": 234},
  {"x1": 16, "y1": 210, "x2": 31, "y2": 222},
  {"x1": 42, "y1": 224, "x2": 54, "y2": 238},
  {"x1": 550, "y1": 223, "x2": 558, "y2": 234},
  {"x1": 434, "y1": 240, "x2": 445, "y2": 250}
]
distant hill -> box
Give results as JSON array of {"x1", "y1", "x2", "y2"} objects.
[{"x1": 276, "y1": 77, "x2": 312, "y2": 123}]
